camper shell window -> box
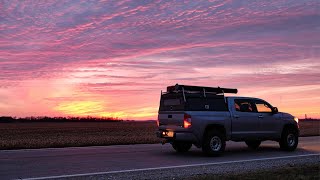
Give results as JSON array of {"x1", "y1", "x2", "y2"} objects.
[{"x1": 159, "y1": 93, "x2": 228, "y2": 111}]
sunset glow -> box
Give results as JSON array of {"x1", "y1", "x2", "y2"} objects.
[{"x1": 1, "y1": 0, "x2": 319, "y2": 120}]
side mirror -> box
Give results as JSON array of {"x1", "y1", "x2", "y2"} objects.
[{"x1": 272, "y1": 107, "x2": 278, "y2": 114}]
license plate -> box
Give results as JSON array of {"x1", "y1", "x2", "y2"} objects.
[
  {"x1": 163, "y1": 131, "x2": 174, "y2": 137},
  {"x1": 167, "y1": 131, "x2": 174, "y2": 137}
]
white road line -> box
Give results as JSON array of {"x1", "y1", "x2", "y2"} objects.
[{"x1": 22, "y1": 153, "x2": 320, "y2": 180}]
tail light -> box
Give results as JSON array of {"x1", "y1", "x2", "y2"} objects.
[
  {"x1": 183, "y1": 113, "x2": 192, "y2": 128},
  {"x1": 157, "y1": 115, "x2": 160, "y2": 127}
]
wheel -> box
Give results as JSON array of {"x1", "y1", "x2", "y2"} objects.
[
  {"x1": 279, "y1": 128, "x2": 299, "y2": 151},
  {"x1": 245, "y1": 140, "x2": 261, "y2": 149},
  {"x1": 202, "y1": 130, "x2": 226, "y2": 156},
  {"x1": 171, "y1": 141, "x2": 192, "y2": 153}
]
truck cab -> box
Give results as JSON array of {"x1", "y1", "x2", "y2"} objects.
[{"x1": 157, "y1": 84, "x2": 299, "y2": 156}]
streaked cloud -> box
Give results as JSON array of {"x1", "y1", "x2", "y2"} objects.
[{"x1": 0, "y1": 0, "x2": 319, "y2": 119}]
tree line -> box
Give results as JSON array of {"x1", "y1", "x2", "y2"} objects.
[{"x1": 0, "y1": 116, "x2": 123, "y2": 123}]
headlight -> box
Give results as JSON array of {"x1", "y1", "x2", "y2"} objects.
[{"x1": 294, "y1": 117, "x2": 299, "y2": 123}]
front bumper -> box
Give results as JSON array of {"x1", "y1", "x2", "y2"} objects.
[{"x1": 156, "y1": 130, "x2": 197, "y2": 142}]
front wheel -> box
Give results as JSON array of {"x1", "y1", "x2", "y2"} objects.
[
  {"x1": 171, "y1": 141, "x2": 192, "y2": 153},
  {"x1": 279, "y1": 128, "x2": 299, "y2": 151},
  {"x1": 245, "y1": 140, "x2": 261, "y2": 149},
  {"x1": 202, "y1": 130, "x2": 226, "y2": 156}
]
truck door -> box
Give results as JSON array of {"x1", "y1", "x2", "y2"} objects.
[
  {"x1": 231, "y1": 98, "x2": 260, "y2": 139},
  {"x1": 252, "y1": 99, "x2": 280, "y2": 138}
]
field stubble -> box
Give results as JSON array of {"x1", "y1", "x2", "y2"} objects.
[{"x1": 0, "y1": 120, "x2": 319, "y2": 150}]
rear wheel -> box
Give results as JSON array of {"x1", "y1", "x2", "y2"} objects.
[
  {"x1": 279, "y1": 128, "x2": 298, "y2": 151},
  {"x1": 171, "y1": 141, "x2": 192, "y2": 153},
  {"x1": 245, "y1": 140, "x2": 261, "y2": 149},
  {"x1": 202, "y1": 130, "x2": 226, "y2": 156}
]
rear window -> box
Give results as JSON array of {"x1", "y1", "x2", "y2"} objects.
[
  {"x1": 159, "y1": 93, "x2": 228, "y2": 111},
  {"x1": 159, "y1": 93, "x2": 185, "y2": 111}
]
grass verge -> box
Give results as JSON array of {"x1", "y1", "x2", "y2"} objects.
[{"x1": 187, "y1": 163, "x2": 320, "y2": 180}]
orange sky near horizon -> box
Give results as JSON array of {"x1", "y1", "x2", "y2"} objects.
[{"x1": 0, "y1": 0, "x2": 319, "y2": 120}]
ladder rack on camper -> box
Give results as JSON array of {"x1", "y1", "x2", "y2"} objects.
[{"x1": 164, "y1": 84, "x2": 238, "y2": 102}]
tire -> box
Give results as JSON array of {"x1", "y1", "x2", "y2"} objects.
[
  {"x1": 279, "y1": 128, "x2": 299, "y2": 151},
  {"x1": 171, "y1": 141, "x2": 192, "y2": 153},
  {"x1": 245, "y1": 140, "x2": 261, "y2": 150},
  {"x1": 202, "y1": 130, "x2": 226, "y2": 156}
]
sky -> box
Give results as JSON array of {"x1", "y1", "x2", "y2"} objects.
[{"x1": 0, "y1": 0, "x2": 320, "y2": 120}]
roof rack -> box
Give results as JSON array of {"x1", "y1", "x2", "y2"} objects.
[
  {"x1": 166, "y1": 84, "x2": 238, "y2": 94},
  {"x1": 165, "y1": 84, "x2": 238, "y2": 102}
]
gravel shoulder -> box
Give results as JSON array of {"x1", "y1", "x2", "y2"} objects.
[{"x1": 65, "y1": 154, "x2": 320, "y2": 180}]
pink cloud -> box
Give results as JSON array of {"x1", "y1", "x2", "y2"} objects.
[{"x1": 0, "y1": 0, "x2": 319, "y2": 119}]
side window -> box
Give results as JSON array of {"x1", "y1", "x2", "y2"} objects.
[
  {"x1": 254, "y1": 100, "x2": 272, "y2": 113},
  {"x1": 234, "y1": 99, "x2": 254, "y2": 113},
  {"x1": 186, "y1": 97, "x2": 228, "y2": 111}
]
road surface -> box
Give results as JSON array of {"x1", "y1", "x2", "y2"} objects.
[{"x1": 0, "y1": 136, "x2": 319, "y2": 179}]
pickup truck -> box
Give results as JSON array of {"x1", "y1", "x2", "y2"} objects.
[{"x1": 156, "y1": 84, "x2": 299, "y2": 156}]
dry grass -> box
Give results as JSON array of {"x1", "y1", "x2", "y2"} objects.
[
  {"x1": 0, "y1": 121, "x2": 160, "y2": 150},
  {"x1": 299, "y1": 120, "x2": 320, "y2": 136},
  {"x1": 187, "y1": 163, "x2": 320, "y2": 180},
  {"x1": 0, "y1": 120, "x2": 318, "y2": 150}
]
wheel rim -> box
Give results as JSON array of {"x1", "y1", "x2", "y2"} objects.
[
  {"x1": 210, "y1": 136, "x2": 222, "y2": 151},
  {"x1": 287, "y1": 134, "x2": 296, "y2": 147}
]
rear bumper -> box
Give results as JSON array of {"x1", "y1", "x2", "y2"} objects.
[{"x1": 156, "y1": 130, "x2": 198, "y2": 142}]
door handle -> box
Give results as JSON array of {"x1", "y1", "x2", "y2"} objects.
[
  {"x1": 258, "y1": 115, "x2": 263, "y2": 118},
  {"x1": 234, "y1": 115, "x2": 239, "y2": 118}
]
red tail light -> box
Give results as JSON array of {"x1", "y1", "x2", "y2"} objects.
[
  {"x1": 183, "y1": 113, "x2": 192, "y2": 128},
  {"x1": 157, "y1": 115, "x2": 160, "y2": 127}
]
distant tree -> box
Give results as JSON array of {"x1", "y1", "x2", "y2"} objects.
[{"x1": 0, "y1": 116, "x2": 123, "y2": 123}]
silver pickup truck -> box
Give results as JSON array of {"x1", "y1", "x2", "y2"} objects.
[{"x1": 156, "y1": 84, "x2": 299, "y2": 156}]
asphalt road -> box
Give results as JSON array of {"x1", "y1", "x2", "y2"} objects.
[{"x1": 0, "y1": 136, "x2": 319, "y2": 180}]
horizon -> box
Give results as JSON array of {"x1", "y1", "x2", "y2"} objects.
[
  {"x1": 1, "y1": 0, "x2": 319, "y2": 120},
  {"x1": 1, "y1": 116, "x2": 319, "y2": 121}
]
